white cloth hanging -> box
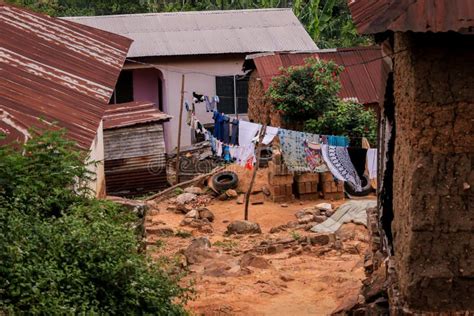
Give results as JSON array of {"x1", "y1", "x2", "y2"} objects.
[
  {"x1": 238, "y1": 120, "x2": 260, "y2": 147},
  {"x1": 261, "y1": 126, "x2": 279, "y2": 145},
  {"x1": 366, "y1": 149, "x2": 377, "y2": 179}
]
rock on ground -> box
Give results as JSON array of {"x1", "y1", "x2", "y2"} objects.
[
  {"x1": 176, "y1": 193, "x2": 197, "y2": 205},
  {"x1": 183, "y1": 237, "x2": 213, "y2": 265},
  {"x1": 240, "y1": 253, "x2": 271, "y2": 269},
  {"x1": 184, "y1": 186, "x2": 203, "y2": 195},
  {"x1": 198, "y1": 208, "x2": 215, "y2": 222},
  {"x1": 226, "y1": 220, "x2": 262, "y2": 235}
]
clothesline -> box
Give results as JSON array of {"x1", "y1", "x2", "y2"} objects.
[{"x1": 186, "y1": 99, "x2": 378, "y2": 191}]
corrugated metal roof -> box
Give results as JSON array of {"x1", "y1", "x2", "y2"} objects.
[
  {"x1": 103, "y1": 101, "x2": 172, "y2": 130},
  {"x1": 64, "y1": 9, "x2": 318, "y2": 58},
  {"x1": 250, "y1": 46, "x2": 384, "y2": 105},
  {"x1": 0, "y1": 4, "x2": 132, "y2": 149},
  {"x1": 349, "y1": 0, "x2": 474, "y2": 34}
]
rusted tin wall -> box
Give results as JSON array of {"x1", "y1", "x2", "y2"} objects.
[{"x1": 104, "y1": 123, "x2": 168, "y2": 196}]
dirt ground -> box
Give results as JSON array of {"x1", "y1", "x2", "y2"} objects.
[{"x1": 145, "y1": 167, "x2": 372, "y2": 316}]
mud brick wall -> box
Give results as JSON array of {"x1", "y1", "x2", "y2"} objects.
[
  {"x1": 391, "y1": 32, "x2": 474, "y2": 311},
  {"x1": 247, "y1": 70, "x2": 282, "y2": 126}
]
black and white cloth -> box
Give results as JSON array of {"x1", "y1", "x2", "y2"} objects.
[{"x1": 321, "y1": 144, "x2": 362, "y2": 191}]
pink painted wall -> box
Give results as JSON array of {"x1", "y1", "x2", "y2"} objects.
[{"x1": 133, "y1": 68, "x2": 160, "y2": 105}]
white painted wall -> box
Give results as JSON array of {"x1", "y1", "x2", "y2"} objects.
[
  {"x1": 125, "y1": 55, "x2": 247, "y2": 153},
  {"x1": 87, "y1": 121, "x2": 105, "y2": 197}
]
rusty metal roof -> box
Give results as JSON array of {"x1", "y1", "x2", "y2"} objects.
[
  {"x1": 103, "y1": 101, "x2": 172, "y2": 130},
  {"x1": 63, "y1": 9, "x2": 318, "y2": 57},
  {"x1": 248, "y1": 46, "x2": 384, "y2": 105},
  {"x1": 0, "y1": 4, "x2": 132, "y2": 149},
  {"x1": 348, "y1": 0, "x2": 474, "y2": 34}
]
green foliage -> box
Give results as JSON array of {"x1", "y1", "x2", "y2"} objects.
[
  {"x1": 175, "y1": 230, "x2": 193, "y2": 238},
  {"x1": 267, "y1": 58, "x2": 343, "y2": 119},
  {"x1": 213, "y1": 239, "x2": 238, "y2": 250},
  {"x1": 290, "y1": 231, "x2": 301, "y2": 240},
  {"x1": 7, "y1": 0, "x2": 371, "y2": 48},
  {"x1": 0, "y1": 130, "x2": 190, "y2": 314},
  {"x1": 305, "y1": 100, "x2": 377, "y2": 145}
]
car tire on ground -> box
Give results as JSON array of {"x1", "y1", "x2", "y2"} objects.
[
  {"x1": 344, "y1": 174, "x2": 373, "y2": 197},
  {"x1": 212, "y1": 171, "x2": 239, "y2": 191}
]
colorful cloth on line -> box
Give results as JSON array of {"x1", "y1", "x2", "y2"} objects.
[
  {"x1": 321, "y1": 144, "x2": 362, "y2": 191},
  {"x1": 327, "y1": 135, "x2": 349, "y2": 147},
  {"x1": 278, "y1": 129, "x2": 320, "y2": 172},
  {"x1": 304, "y1": 141, "x2": 329, "y2": 173}
]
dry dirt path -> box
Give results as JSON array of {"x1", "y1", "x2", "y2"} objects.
[{"x1": 146, "y1": 195, "x2": 370, "y2": 316}]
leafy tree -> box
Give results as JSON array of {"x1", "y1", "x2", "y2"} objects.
[
  {"x1": 0, "y1": 130, "x2": 191, "y2": 314},
  {"x1": 267, "y1": 57, "x2": 343, "y2": 119},
  {"x1": 305, "y1": 100, "x2": 377, "y2": 145}
]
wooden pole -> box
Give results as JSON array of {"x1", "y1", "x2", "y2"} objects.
[
  {"x1": 175, "y1": 74, "x2": 185, "y2": 184},
  {"x1": 244, "y1": 125, "x2": 267, "y2": 221}
]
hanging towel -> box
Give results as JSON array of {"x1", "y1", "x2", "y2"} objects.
[
  {"x1": 362, "y1": 137, "x2": 371, "y2": 149},
  {"x1": 238, "y1": 120, "x2": 260, "y2": 147},
  {"x1": 278, "y1": 129, "x2": 320, "y2": 172},
  {"x1": 367, "y1": 149, "x2": 377, "y2": 180},
  {"x1": 204, "y1": 95, "x2": 220, "y2": 112},
  {"x1": 222, "y1": 116, "x2": 230, "y2": 143},
  {"x1": 261, "y1": 126, "x2": 279, "y2": 145},
  {"x1": 230, "y1": 119, "x2": 239, "y2": 145},
  {"x1": 212, "y1": 111, "x2": 221, "y2": 138},
  {"x1": 328, "y1": 135, "x2": 349, "y2": 147},
  {"x1": 321, "y1": 144, "x2": 362, "y2": 191},
  {"x1": 304, "y1": 141, "x2": 329, "y2": 173}
]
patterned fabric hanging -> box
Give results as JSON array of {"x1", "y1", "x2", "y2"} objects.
[
  {"x1": 278, "y1": 129, "x2": 320, "y2": 172},
  {"x1": 321, "y1": 144, "x2": 362, "y2": 191}
]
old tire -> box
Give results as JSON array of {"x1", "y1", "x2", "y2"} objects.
[
  {"x1": 344, "y1": 174, "x2": 372, "y2": 197},
  {"x1": 212, "y1": 171, "x2": 239, "y2": 191}
]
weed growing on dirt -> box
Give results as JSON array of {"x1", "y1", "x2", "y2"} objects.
[
  {"x1": 174, "y1": 187, "x2": 185, "y2": 195},
  {"x1": 213, "y1": 240, "x2": 238, "y2": 250},
  {"x1": 290, "y1": 231, "x2": 301, "y2": 241},
  {"x1": 175, "y1": 230, "x2": 193, "y2": 238}
]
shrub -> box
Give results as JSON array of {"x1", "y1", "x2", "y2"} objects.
[
  {"x1": 304, "y1": 100, "x2": 377, "y2": 146},
  {"x1": 267, "y1": 58, "x2": 344, "y2": 119},
  {"x1": 0, "y1": 130, "x2": 190, "y2": 314}
]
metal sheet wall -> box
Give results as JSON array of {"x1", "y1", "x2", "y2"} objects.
[{"x1": 104, "y1": 123, "x2": 168, "y2": 196}]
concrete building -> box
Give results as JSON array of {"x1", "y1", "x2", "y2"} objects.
[
  {"x1": 0, "y1": 4, "x2": 131, "y2": 197},
  {"x1": 65, "y1": 9, "x2": 317, "y2": 153},
  {"x1": 349, "y1": 0, "x2": 474, "y2": 312}
]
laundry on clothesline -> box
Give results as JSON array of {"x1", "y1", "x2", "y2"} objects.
[
  {"x1": 278, "y1": 129, "x2": 320, "y2": 172},
  {"x1": 366, "y1": 148, "x2": 377, "y2": 180},
  {"x1": 204, "y1": 95, "x2": 220, "y2": 112},
  {"x1": 321, "y1": 144, "x2": 362, "y2": 192},
  {"x1": 304, "y1": 141, "x2": 329, "y2": 173}
]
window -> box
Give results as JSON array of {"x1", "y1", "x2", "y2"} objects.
[
  {"x1": 215, "y1": 75, "x2": 249, "y2": 114},
  {"x1": 110, "y1": 70, "x2": 134, "y2": 104}
]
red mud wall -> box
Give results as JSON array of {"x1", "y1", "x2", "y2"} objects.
[{"x1": 391, "y1": 32, "x2": 474, "y2": 311}]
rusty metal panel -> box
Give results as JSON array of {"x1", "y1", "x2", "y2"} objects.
[
  {"x1": 0, "y1": 4, "x2": 132, "y2": 149},
  {"x1": 349, "y1": 0, "x2": 474, "y2": 34},
  {"x1": 64, "y1": 9, "x2": 318, "y2": 58},
  {"x1": 103, "y1": 101, "x2": 171, "y2": 130},
  {"x1": 103, "y1": 122, "x2": 168, "y2": 196},
  {"x1": 252, "y1": 47, "x2": 384, "y2": 105}
]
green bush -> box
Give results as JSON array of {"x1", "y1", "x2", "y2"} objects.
[
  {"x1": 0, "y1": 130, "x2": 190, "y2": 314},
  {"x1": 267, "y1": 58, "x2": 344, "y2": 119},
  {"x1": 305, "y1": 100, "x2": 377, "y2": 146}
]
